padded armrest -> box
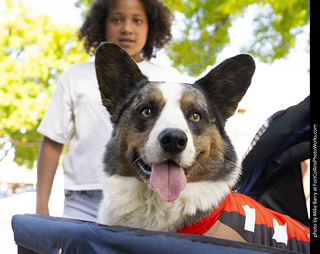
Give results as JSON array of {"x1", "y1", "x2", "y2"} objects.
[{"x1": 12, "y1": 214, "x2": 297, "y2": 254}]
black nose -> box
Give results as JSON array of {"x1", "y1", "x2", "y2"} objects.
[{"x1": 159, "y1": 129, "x2": 188, "y2": 154}]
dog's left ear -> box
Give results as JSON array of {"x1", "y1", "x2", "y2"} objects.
[
  {"x1": 195, "y1": 54, "x2": 255, "y2": 121},
  {"x1": 95, "y1": 42, "x2": 148, "y2": 121}
]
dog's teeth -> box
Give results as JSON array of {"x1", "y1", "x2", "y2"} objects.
[{"x1": 138, "y1": 162, "x2": 151, "y2": 175}]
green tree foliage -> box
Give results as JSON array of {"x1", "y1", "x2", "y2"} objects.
[
  {"x1": 0, "y1": 0, "x2": 89, "y2": 168},
  {"x1": 166, "y1": 0, "x2": 309, "y2": 76},
  {"x1": 76, "y1": 0, "x2": 309, "y2": 76}
]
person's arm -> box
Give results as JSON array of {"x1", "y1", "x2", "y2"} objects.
[{"x1": 36, "y1": 136, "x2": 64, "y2": 215}]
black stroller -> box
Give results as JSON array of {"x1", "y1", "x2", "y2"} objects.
[{"x1": 235, "y1": 96, "x2": 310, "y2": 227}]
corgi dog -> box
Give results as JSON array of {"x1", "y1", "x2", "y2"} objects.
[{"x1": 95, "y1": 43, "x2": 309, "y2": 252}]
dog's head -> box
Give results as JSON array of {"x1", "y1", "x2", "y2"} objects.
[{"x1": 95, "y1": 42, "x2": 255, "y2": 202}]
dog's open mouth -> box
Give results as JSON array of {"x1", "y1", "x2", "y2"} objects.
[
  {"x1": 137, "y1": 159, "x2": 152, "y2": 175},
  {"x1": 134, "y1": 152, "x2": 187, "y2": 202}
]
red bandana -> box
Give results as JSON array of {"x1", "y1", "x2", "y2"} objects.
[
  {"x1": 176, "y1": 192, "x2": 310, "y2": 244},
  {"x1": 176, "y1": 194, "x2": 230, "y2": 235}
]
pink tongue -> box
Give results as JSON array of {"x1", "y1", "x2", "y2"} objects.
[{"x1": 150, "y1": 162, "x2": 187, "y2": 202}]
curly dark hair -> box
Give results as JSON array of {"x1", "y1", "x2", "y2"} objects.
[{"x1": 78, "y1": 0, "x2": 173, "y2": 60}]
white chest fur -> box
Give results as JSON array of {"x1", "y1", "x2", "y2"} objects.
[{"x1": 98, "y1": 174, "x2": 232, "y2": 232}]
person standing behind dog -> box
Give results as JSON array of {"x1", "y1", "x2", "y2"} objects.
[{"x1": 36, "y1": 0, "x2": 181, "y2": 222}]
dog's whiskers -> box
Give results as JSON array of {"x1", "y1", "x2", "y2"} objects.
[
  {"x1": 193, "y1": 159, "x2": 203, "y2": 171},
  {"x1": 133, "y1": 155, "x2": 140, "y2": 165}
]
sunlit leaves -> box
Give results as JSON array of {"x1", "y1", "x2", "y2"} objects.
[
  {"x1": 0, "y1": 0, "x2": 89, "y2": 168},
  {"x1": 165, "y1": 0, "x2": 309, "y2": 76}
]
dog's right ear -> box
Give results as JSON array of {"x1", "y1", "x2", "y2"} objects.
[
  {"x1": 95, "y1": 42, "x2": 148, "y2": 121},
  {"x1": 195, "y1": 54, "x2": 255, "y2": 121}
]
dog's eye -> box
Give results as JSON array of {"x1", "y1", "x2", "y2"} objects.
[
  {"x1": 141, "y1": 108, "x2": 152, "y2": 118},
  {"x1": 190, "y1": 113, "x2": 201, "y2": 122}
]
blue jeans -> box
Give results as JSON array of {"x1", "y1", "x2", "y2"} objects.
[{"x1": 63, "y1": 190, "x2": 103, "y2": 222}]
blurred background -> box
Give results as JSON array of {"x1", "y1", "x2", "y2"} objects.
[{"x1": 0, "y1": 0, "x2": 309, "y2": 252}]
